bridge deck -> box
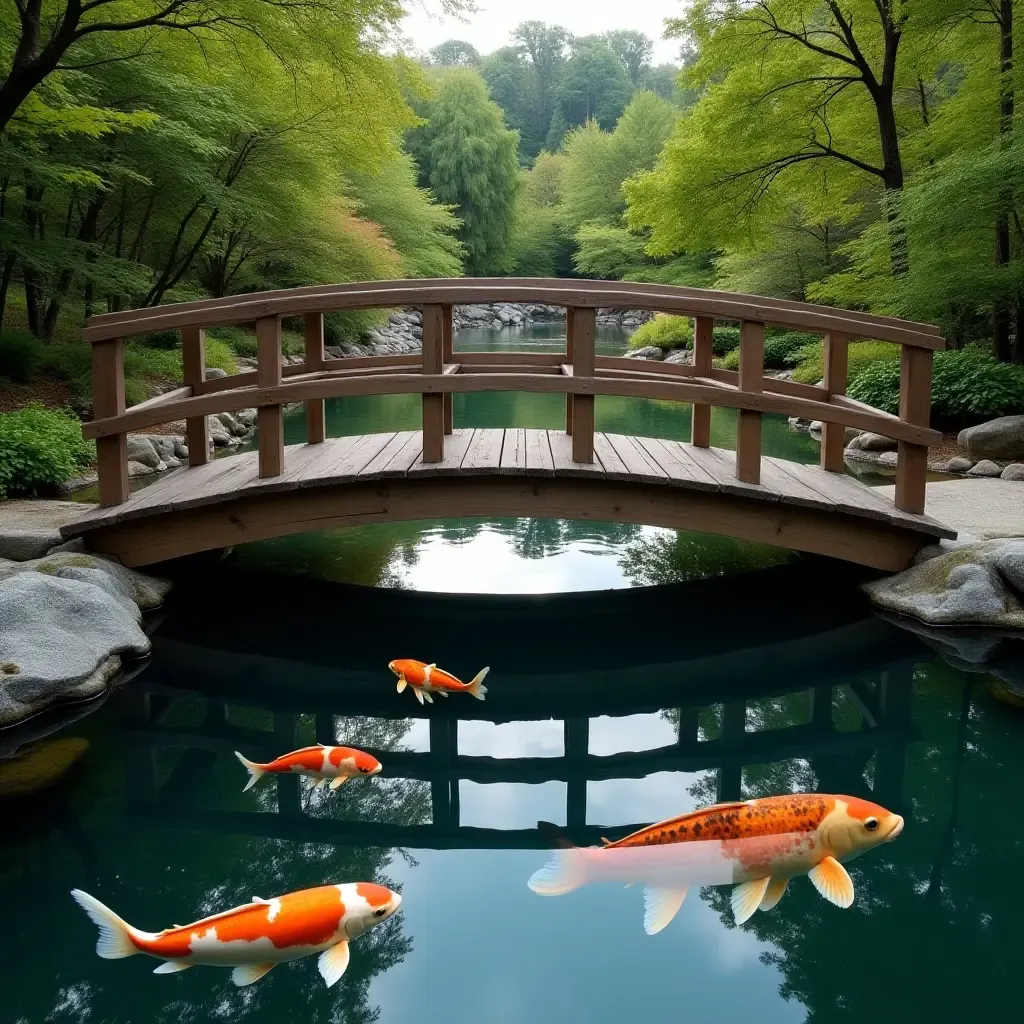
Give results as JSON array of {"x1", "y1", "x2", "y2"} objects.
[{"x1": 65, "y1": 429, "x2": 954, "y2": 559}]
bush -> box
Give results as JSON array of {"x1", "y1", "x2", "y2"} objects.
[
  {"x1": 139, "y1": 330, "x2": 180, "y2": 350},
  {"x1": 629, "y1": 315, "x2": 693, "y2": 351},
  {"x1": 711, "y1": 326, "x2": 740, "y2": 355},
  {"x1": 209, "y1": 326, "x2": 258, "y2": 359},
  {"x1": 0, "y1": 406, "x2": 94, "y2": 497},
  {"x1": 0, "y1": 330, "x2": 45, "y2": 382},
  {"x1": 849, "y1": 348, "x2": 1024, "y2": 429},
  {"x1": 791, "y1": 340, "x2": 900, "y2": 385},
  {"x1": 764, "y1": 331, "x2": 817, "y2": 368}
]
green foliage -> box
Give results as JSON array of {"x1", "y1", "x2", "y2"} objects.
[
  {"x1": 604, "y1": 30, "x2": 654, "y2": 87},
  {"x1": 722, "y1": 333, "x2": 814, "y2": 371},
  {"x1": 0, "y1": 330, "x2": 45, "y2": 382},
  {"x1": 711, "y1": 326, "x2": 741, "y2": 356},
  {"x1": 407, "y1": 70, "x2": 521, "y2": 275},
  {"x1": 791, "y1": 340, "x2": 900, "y2": 385},
  {"x1": 553, "y1": 40, "x2": 633, "y2": 139},
  {"x1": 573, "y1": 225, "x2": 649, "y2": 279},
  {"x1": 430, "y1": 40, "x2": 481, "y2": 68},
  {"x1": 849, "y1": 350, "x2": 1024, "y2": 429},
  {"x1": 0, "y1": 406, "x2": 94, "y2": 497},
  {"x1": 629, "y1": 315, "x2": 692, "y2": 351}
]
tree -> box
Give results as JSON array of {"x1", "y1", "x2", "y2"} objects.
[
  {"x1": 430, "y1": 39, "x2": 480, "y2": 67},
  {"x1": 604, "y1": 29, "x2": 653, "y2": 86},
  {"x1": 553, "y1": 40, "x2": 632, "y2": 135},
  {"x1": 406, "y1": 70, "x2": 521, "y2": 274}
]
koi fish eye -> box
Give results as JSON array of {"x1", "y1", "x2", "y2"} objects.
[
  {"x1": 359, "y1": 767, "x2": 372, "y2": 774},
  {"x1": 374, "y1": 908, "x2": 387, "y2": 917},
  {"x1": 864, "y1": 817, "x2": 879, "y2": 831}
]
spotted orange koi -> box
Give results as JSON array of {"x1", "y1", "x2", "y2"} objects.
[
  {"x1": 72, "y1": 882, "x2": 401, "y2": 987},
  {"x1": 388, "y1": 659, "x2": 488, "y2": 704},
  {"x1": 234, "y1": 745, "x2": 381, "y2": 793},
  {"x1": 529, "y1": 793, "x2": 903, "y2": 935}
]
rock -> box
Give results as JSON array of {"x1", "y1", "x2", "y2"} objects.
[
  {"x1": 958, "y1": 415, "x2": 1024, "y2": 461},
  {"x1": 46, "y1": 537, "x2": 87, "y2": 556},
  {"x1": 664, "y1": 349, "x2": 693, "y2": 365},
  {"x1": 236, "y1": 408, "x2": 258, "y2": 428},
  {"x1": 846, "y1": 431, "x2": 898, "y2": 451},
  {"x1": 0, "y1": 573, "x2": 150, "y2": 728},
  {"x1": 0, "y1": 501, "x2": 91, "y2": 563},
  {"x1": 173, "y1": 438, "x2": 189, "y2": 459},
  {"x1": 788, "y1": 417, "x2": 813, "y2": 431},
  {"x1": 941, "y1": 456, "x2": 974, "y2": 474},
  {"x1": 128, "y1": 460, "x2": 156, "y2": 477},
  {"x1": 0, "y1": 737, "x2": 90, "y2": 797},
  {"x1": 843, "y1": 447, "x2": 898, "y2": 467},
  {"x1": 126, "y1": 434, "x2": 162, "y2": 468},
  {"x1": 205, "y1": 367, "x2": 228, "y2": 379},
  {"x1": 0, "y1": 551, "x2": 171, "y2": 610},
  {"x1": 808, "y1": 421, "x2": 823, "y2": 435},
  {"x1": 1001, "y1": 463, "x2": 1024, "y2": 480},
  {"x1": 212, "y1": 411, "x2": 248, "y2": 437},
  {"x1": 209, "y1": 427, "x2": 233, "y2": 448},
  {"x1": 862, "y1": 539, "x2": 1024, "y2": 628},
  {"x1": 967, "y1": 459, "x2": 1003, "y2": 477},
  {"x1": 624, "y1": 346, "x2": 664, "y2": 361},
  {"x1": 0, "y1": 530, "x2": 66, "y2": 562},
  {"x1": 50, "y1": 566, "x2": 142, "y2": 622}
]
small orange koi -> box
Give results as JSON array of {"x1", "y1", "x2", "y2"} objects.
[
  {"x1": 388, "y1": 659, "x2": 489, "y2": 704},
  {"x1": 234, "y1": 745, "x2": 381, "y2": 793}
]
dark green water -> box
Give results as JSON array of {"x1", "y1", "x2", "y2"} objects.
[{"x1": 3, "y1": 565, "x2": 1024, "y2": 1023}]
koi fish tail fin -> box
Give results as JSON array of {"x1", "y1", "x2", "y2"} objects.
[
  {"x1": 467, "y1": 667, "x2": 489, "y2": 700},
  {"x1": 527, "y1": 848, "x2": 588, "y2": 896},
  {"x1": 234, "y1": 751, "x2": 266, "y2": 792},
  {"x1": 71, "y1": 889, "x2": 142, "y2": 959}
]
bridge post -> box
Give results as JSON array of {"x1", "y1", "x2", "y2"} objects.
[
  {"x1": 895, "y1": 346, "x2": 933, "y2": 515},
  {"x1": 564, "y1": 308, "x2": 574, "y2": 435},
  {"x1": 422, "y1": 303, "x2": 445, "y2": 462},
  {"x1": 441, "y1": 304, "x2": 454, "y2": 435},
  {"x1": 691, "y1": 316, "x2": 714, "y2": 447},
  {"x1": 91, "y1": 337, "x2": 129, "y2": 506},
  {"x1": 735, "y1": 320, "x2": 764, "y2": 484},
  {"x1": 182, "y1": 327, "x2": 209, "y2": 467},
  {"x1": 257, "y1": 316, "x2": 285, "y2": 478},
  {"x1": 569, "y1": 306, "x2": 596, "y2": 462},
  {"x1": 304, "y1": 312, "x2": 326, "y2": 444},
  {"x1": 820, "y1": 331, "x2": 849, "y2": 472}
]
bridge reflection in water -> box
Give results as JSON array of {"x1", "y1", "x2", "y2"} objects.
[{"x1": 117, "y1": 564, "x2": 925, "y2": 849}]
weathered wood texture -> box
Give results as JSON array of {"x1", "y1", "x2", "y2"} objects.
[
  {"x1": 421, "y1": 304, "x2": 444, "y2": 462},
  {"x1": 820, "y1": 331, "x2": 849, "y2": 473},
  {"x1": 256, "y1": 316, "x2": 284, "y2": 478},
  {"x1": 569, "y1": 307, "x2": 596, "y2": 462},
  {"x1": 91, "y1": 338, "x2": 128, "y2": 506},
  {"x1": 441, "y1": 304, "x2": 454, "y2": 435},
  {"x1": 181, "y1": 326, "x2": 209, "y2": 467},
  {"x1": 691, "y1": 316, "x2": 714, "y2": 447},
  {"x1": 64, "y1": 430, "x2": 955, "y2": 570},
  {"x1": 736, "y1": 320, "x2": 764, "y2": 484},
  {"x1": 304, "y1": 313, "x2": 326, "y2": 444},
  {"x1": 895, "y1": 346, "x2": 933, "y2": 515}
]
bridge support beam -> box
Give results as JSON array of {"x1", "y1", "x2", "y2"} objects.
[
  {"x1": 442, "y1": 304, "x2": 454, "y2": 435},
  {"x1": 422, "y1": 304, "x2": 445, "y2": 463},
  {"x1": 736, "y1": 320, "x2": 764, "y2": 484},
  {"x1": 182, "y1": 326, "x2": 209, "y2": 468},
  {"x1": 257, "y1": 316, "x2": 284, "y2": 478},
  {"x1": 569, "y1": 307, "x2": 596, "y2": 462},
  {"x1": 820, "y1": 331, "x2": 849, "y2": 473},
  {"x1": 92, "y1": 337, "x2": 129, "y2": 507},
  {"x1": 895, "y1": 346, "x2": 933, "y2": 515},
  {"x1": 691, "y1": 316, "x2": 714, "y2": 447},
  {"x1": 304, "y1": 312, "x2": 326, "y2": 444}
]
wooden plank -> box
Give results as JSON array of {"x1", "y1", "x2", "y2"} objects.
[
  {"x1": 359, "y1": 431, "x2": 422, "y2": 480},
  {"x1": 422, "y1": 303, "x2": 444, "y2": 463},
  {"x1": 459, "y1": 428, "x2": 505, "y2": 475},
  {"x1": 408, "y1": 427, "x2": 475, "y2": 477},
  {"x1": 256, "y1": 317, "x2": 284, "y2": 479},
  {"x1": 569, "y1": 307, "x2": 596, "y2": 462},
  {"x1": 736, "y1": 320, "x2": 764, "y2": 484},
  {"x1": 820, "y1": 332, "x2": 849, "y2": 472},
  {"x1": 549, "y1": 430, "x2": 605, "y2": 477},
  {"x1": 592, "y1": 433, "x2": 632, "y2": 481},
  {"x1": 691, "y1": 315, "x2": 713, "y2": 447},
  {"x1": 289, "y1": 435, "x2": 362, "y2": 486},
  {"x1": 635, "y1": 436, "x2": 718, "y2": 491},
  {"x1": 319, "y1": 432, "x2": 396, "y2": 482},
  {"x1": 756, "y1": 458, "x2": 837, "y2": 511},
  {"x1": 128, "y1": 385, "x2": 192, "y2": 412},
  {"x1": 181, "y1": 326, "x2": 209, "y2": 468},
  {"x1": 499, "y1": 428, "x2": 528, "y2": 474},
  {"x1": 683, "y1": 443, "x2": 775, "y2": 501},
  {"x1": 769, "y1": 459, "x2": 896, "y2": 523},
  {"x1": 525, "y1": 429, "x2": 555, "y2": 476},
  {"x1": 304, "y1": 312, "x2": 326, "y2": 444},
  {"x1": 441, "y1": 304, "x2": 453, "y2": 435},
  {"x1": 895, "y1": 346, "x2": 933, "y2": 515},
  {"x1": 565, "y1": 308, "x2": 575, "y2": 435},
  {"x1": 91, "y1": 338, "x2": 129, "y2": 507},
  {"x1": 603, "y1": 433, "x2": 669, "y2": 483}
]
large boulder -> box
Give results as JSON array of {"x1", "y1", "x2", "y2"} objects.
[
  {"x1": 862, "y1": 539, "x2": 1024, "y2": 629},
  {"x1": 0, "y1": 573, "x2": 150, "y2": 728},
  {"x1": 0, "y1": 499, "x2": 89, "y2": 561},
  {"x1": 126, "y1": 434, "x2": 162, "y2": 469},
  {"x1": 624, "y1": 346, "x2": 664, "y2": 361},
  {"x1": 846, "y1": 431, "x2": 897, "y2": 451},
  {"x1": 958, "y1": 415, "x2": 1024, "y2": 461}
]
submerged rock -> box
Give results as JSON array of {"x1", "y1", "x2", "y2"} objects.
[
  {"x1": 0, "y1": 574, "x2": 150, "y2": 728},
  {"x1": 0, "y1": 736, "x2": 89, "y2": 798},
  {"x1": 862, "y1": 539, "x2": 1024, "y2": 629}
]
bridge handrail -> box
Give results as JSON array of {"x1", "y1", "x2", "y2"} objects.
[{"x1": 83, "y1": 278, "x2": 942, "y2": 517}]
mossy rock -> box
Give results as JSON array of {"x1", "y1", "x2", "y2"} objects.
[{"x1": 0, "y1": 736, "x2": 89, "y2": 798}]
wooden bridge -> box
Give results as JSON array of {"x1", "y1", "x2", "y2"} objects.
[{"x1": 64, "y1": 279, "x2": 955, "y2": 568}]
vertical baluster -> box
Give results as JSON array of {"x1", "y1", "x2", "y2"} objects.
[
  {"x1": 820, "y1": 331, "x2": 850, "y2": 472},
  {"x1": 304, "y1": 312, "x2": 325, "y2": 444},
  {"x1": 564, "y1": 308, "x2": 575, "y2": 435},
  {"x1": 422, "y1": 303, "x2": 445, "y2": 462},
  {"x1": 691, "y1": 315, "x2": 714, "y2": 447},
  {"x1": 257, "y1": 315, "x2": 284, "y2": 478},
  {"x1": 569, "y1": 306, "x2": 596, "y2": 462},
  {"x1": 181, "y1": 326, "x2": 209, "y2": 467},
  {"x1": 895, "y1": 346, "x2": 933, "y2": 514},
  {"x1": 441, "y1": 303, "x2": 454, "y2": 435},
  {"x1": 717, "y1": 700, "x2": 745, "y2": 802},
  {"x1": 735, "y1": 320, "x2": 764, "y2": 483},
  {"x1": 564, "y1": 717, "x2": 589, "y2": 836},
  {"x1": 91, "y1": 337, "x2": 129, "y2": 506}
]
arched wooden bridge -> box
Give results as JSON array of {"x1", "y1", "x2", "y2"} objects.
[{"x1": 64, "y1": 279, "x2": 955, "y2": 568}]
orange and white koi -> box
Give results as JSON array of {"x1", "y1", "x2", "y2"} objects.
[
  {"x1": 388, "y1": 659, "x2": 489, "y2": 704},
  {"x1": 71, "y1": 882, "x2": 401, "y2": 987},
  {"x1": 234, "y1": 745, "x2": 381, "y2": 793},
  {"x1": 528, "y1": 793, "x2": 904, "y2": 934}
]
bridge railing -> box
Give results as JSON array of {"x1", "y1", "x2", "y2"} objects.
[{"x1": 80, "y1": 279, "x2": 944, "y2": 512}]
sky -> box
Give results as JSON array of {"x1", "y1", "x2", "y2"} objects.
[{"x1": 400, "y1": 0, "x2": 690, "y2": 66}]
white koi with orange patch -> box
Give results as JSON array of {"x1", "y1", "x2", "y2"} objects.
[
  {"x1": 71, "y1": 882, "x2": 401, "y2": 987},
  {"x1": 234, "y1": 745, "x2": 382, "y2": 793}
]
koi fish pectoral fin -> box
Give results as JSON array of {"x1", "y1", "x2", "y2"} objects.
[
  {"x1": 318, "y1": 940, "x2": 350, "y2": 988},
  {"x1": 731, "y1": 877, "x2": 772, "y2": 925},
  {"x1": 759, "y1": 877, "x2": 789, "y2": 912},
  {"x1": 329, "y1": 776, "x2": 347, "y2": 790},
  {"x1": 153, "y1": 961, "x2": 192, "y2": 975},
  {"x1": 809, "y1": 856, "x2": 854, "y2": 908},
  {"x1": 423, "y1": 691, "x2": 434, "y2": 704},
  {"x1": 396, "y1": 676, "x2": 407, "y2": 693},
  {"x1": 231, "y1": 963, "x2": 276, "y2": 987},
  {"x1": 643, "y1": 886, "x2": 689, "y2": 935}
]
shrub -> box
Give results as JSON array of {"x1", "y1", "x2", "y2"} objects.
[
  {"x1": 203, "y1": 338, "x2": 238, "y2": 374},
  {"x1": 629, "y1": 315, "x2": 693, "y2": 351},
  {"x1": 791, "y1": 340, "x2": 900, "y2": 385},
  {"x1": 209, "y1": 326, "x2": 257, "y2": 359},
  {"x1": 0, "y1": 330, "x2": 45, "y2": 382},
  {"x1": 0, "y1": 406, "x2": 94, "y2": 497},
  {"x1": 764, "y1": 331, "x2": 817, "y2": 368},
  {"x1": 139, "y1": 330, "x2": 180, "y2": 350},
  {"x1": 711, "y1": 326, "x2": 740, "y2": 355},
  {"x1": 849, "y1": 348, "x2": 1024, "y2": 429}
]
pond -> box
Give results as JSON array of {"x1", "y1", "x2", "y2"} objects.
[{"x1": 8, "y1": 323, "x2": 1021, "y2": 1022}]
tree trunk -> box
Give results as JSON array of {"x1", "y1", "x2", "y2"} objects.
[
  {"x1": 874, "y1": 16, "x2": 907, "y2": 278},
  {"x1": 995, "y1": 0, "x2": 1014, "y2": 362},
  {"x1": 0, "y1": 253, "x2": 16, "y2": 333}
]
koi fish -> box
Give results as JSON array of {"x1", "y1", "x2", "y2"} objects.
[
  {"x1": 71, "y1": 882, "x2": 401, "y2": 987},
  {"x1": 528, "y1": 793, "x2": 903, "y2": 935},
  {"x1": 233, "y1": 745, "x2": 381, "y2": 793},
  {"x1": 388, "y1": 659, "x2": 489, "y2": 704}
]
